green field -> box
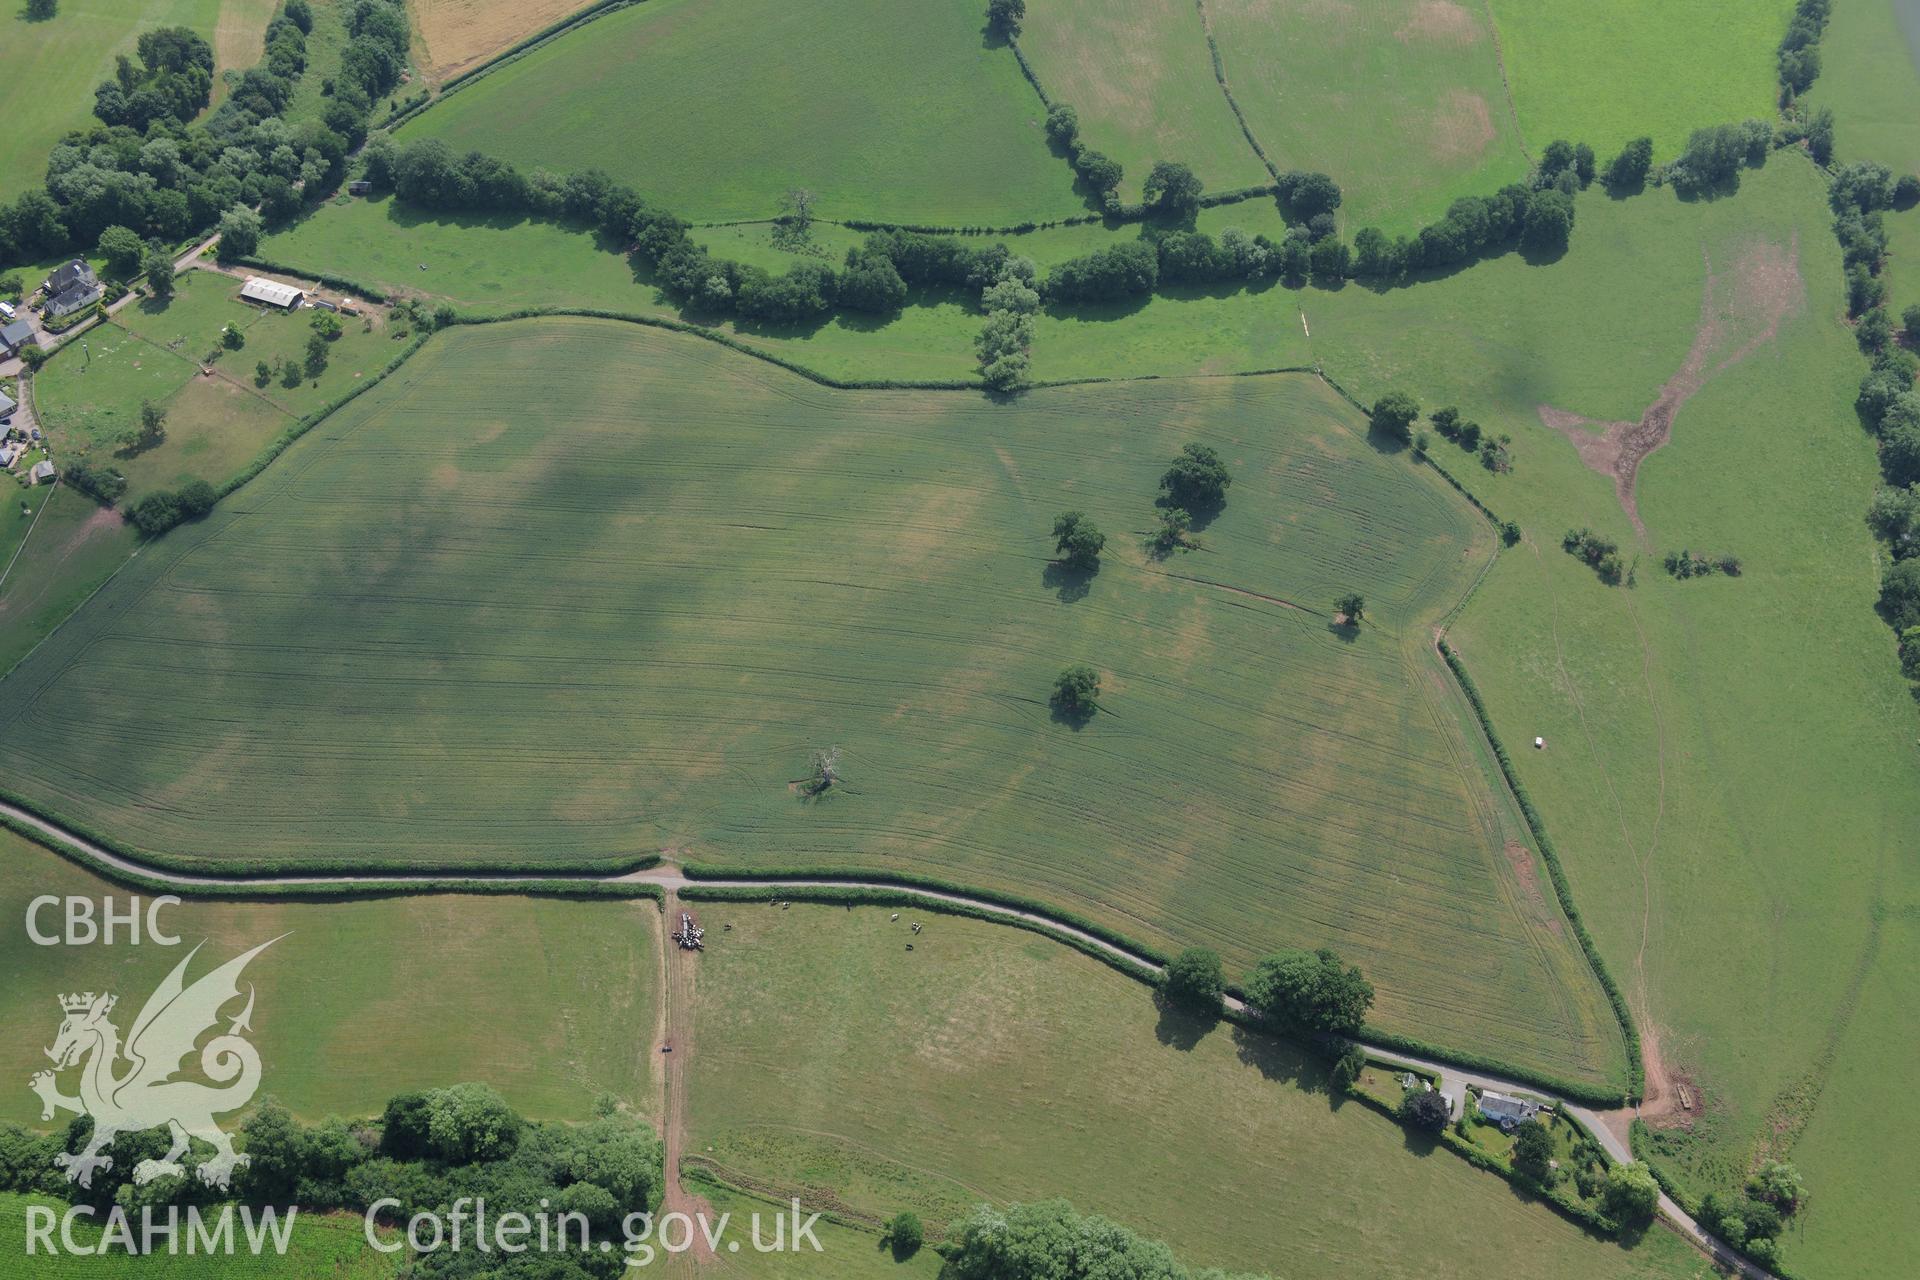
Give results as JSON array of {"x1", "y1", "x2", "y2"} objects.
[
  {"x1": 1486, "y1": 0, "x2": 1791, "y2": 158},
  {"x1": 0, "y1": 481, "x2": 137, "y2": 675},
  {"x1": 0, "y1": 317, "x2": 1627, "y2": 1085},
  {"x1": 0, "y1": 831, "x2": 660, "y2": 1125},
  {"x1": 1208, "y1": 0, "x2": 1532, "y2": 233},
  {"x1": 1805, "y1": 0, "x2": 1920, "y2": 315},
  {"x1": 0, "y1": 1192, "x2": 398, "y2": 1279},
  {"x1": 35, "y1": 271, "x2": 399, "y2": 500},
  {"x1": 393, "y1": 0, "x2": 1081, "y2": 225},
  {"x1": 686, "y1": 903, "x2": 1709, "y2": 1279},
  {"x1": 1014, "y1": 0, "x2": 1271, "y2": 203},
  {"x1": 0, "y1": 0, "x2": 275, "y2": 197},
  {"x1": 1282, "y1": 158, "x2": 1918, "y2": 1279}
]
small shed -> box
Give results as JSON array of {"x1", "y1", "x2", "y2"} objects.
[
  {"x1": 347, "y1": 180, "x2": 372, "y2": 196},
  {"x1": 29, "y1": 460, "x2": 56, "y2": 485},
  {"x1": 240, "y1": 277, "x2": 306, "y2": 309}
]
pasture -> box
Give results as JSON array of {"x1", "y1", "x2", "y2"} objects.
[
  {"x1": 1486, "y1": 0, "x2": 1791, "y2": 157},
  {"x1": 0, "y1": 0, "x2": 275, "y2": 196},
  {"x1": 1298, "y1": 158, "x2": 1919, "y2": 1279},
  {"x1": 686, "y1": 903, "x2": 1712, "y2": 1279},
  {"x1": 1805, "y1": 0, "x2": 1920, "y2": 315},
  {"x1": 0, "y1": 1192, "x2": 398, "y2": 1278},
  {"x1": 1013, "y1": 0, "x2": 1272, "y2": 203},
  {"x1": 393, "y1": 0, "x2": 1082, "y2": 224},
  {"x1": 0, "y1": 829, "x2": 660, "y2": 1125},
  {"x1": 34, "y1": 271, "x2": 394, "y2": 499},
  {"x1": 0, "y1": 317, "x2": 1625, "y2": 1086},
  {"x1": 1207, "y1": 0, "x2": 1532, "y2": 234}
]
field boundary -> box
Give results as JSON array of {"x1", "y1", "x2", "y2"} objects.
[{"x1": 1191, "y1": 0, "x2": 1284, "y2": 182}]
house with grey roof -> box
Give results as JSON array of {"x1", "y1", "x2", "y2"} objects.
[
  {"x1": 1476, "y1": 1090, "x2": 1544, "y2": 1131},
  {"x1": 44, "y1": 259, "x2": 103, "y2": 319},
  {"x1": 0, "y1": 388, "x2": 16, "y2": 419},
  {"x1": 0, "y1": 319, "x2": 34, "y2": 356},
  {"x1": 29, "y1": 459, "x2": 56, "y2": 485}
]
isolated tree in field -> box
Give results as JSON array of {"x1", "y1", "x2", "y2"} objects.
[
  {"x1": 1511, "y1": 1119, "x2": 1554, "y2": 1177},
  {"x1": 97, "y1": 225, "x2": 144, "y2": 279},
  {"x1": 136, "y1": 399, "x2": 166, "y2": 448},
  {"x1": 1244, "y1": 947, "x2": 1373, "y2": 1034},
  {"x1": 1151, "y1": 506, "x2": 1193, "y2": 554},
  {"x1": 1397, "y1": 1087, "x2": 1450, "y2": 1133},
  {"x1": 1159, "y1": 443, "x2": 1231, "y2": 511},
  {"x1": 1334, "y1": 592, "x2": 1364, "y2": 626},
  {"x1": 1369, "y1": 391, "x2": 1420, "y2": 442},
  {"x1": 1160, "y1": 946, "x2": 1225, "y2": 1014},
  {"x1": 1051, "y1": 511, "x2": 1106, "y2": 571},
  {"x1": 310, "y1": 311, "x2": 343, "y2": 340},
  {"x1": 884, "y1": 1211, "x2": 923, "y2": 1260},
  {"x1": 304, "y1": 331, "x2": 329, "y2": 379},
  {"x1": 221, "y1": 325, "x2": 245, "y2": 351},
  {"x1": 986, "y1": 0, "x2": 1025, "y2": 35},
  {"x1": 143, "y1": 247, "x2": 175, "y2": 300},
  {"x1": 25, "y1": 0, "x2": 57, "y2": 19},
  {"x1": 1602, "y1": 1162, "x2": 1659, "y2": 1223},
  {"x1": 1143, "y1": 161, "x2": 1204, "y2": 215},
  {"x1": 806, "y1": 745, "x2": 842, "y2": 795},
  {"x1": 1051, "y1": 663, "x2": 1100, "y2": 718},
  {"x1": 254, "y1": 359, "x2": 272, "y2": 386}
]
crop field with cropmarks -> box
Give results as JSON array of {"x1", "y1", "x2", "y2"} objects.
[
  {"x1": 392, "y1": 0, "x2": 1082, "y2": 225},
  {"x1": 1207, "y1": 0, "x2": 1533, "y2": 234},
  {"x1": 406, "y1": 0, "x2": 596, "y2": 84},
  {"x1": 685, "y1": 903, "x2": 1713, "y2": 1280},
  {"x1": 0, "y1": 316, "x2": 1627, "y2": 1087},
  {"x1": 0, "y1": 0, "x2": 275, "y2": 196},
  {"x1": 0, "y1": 830, "x2": 661, "y2": 1125}
]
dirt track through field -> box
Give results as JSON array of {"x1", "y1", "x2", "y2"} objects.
[
  {"x1": 659, "y1": 891, "x2": 719, "y2": 1268},
  {"x1": 1538, "y1": 235, "x2": 1803, "y2": 537}
]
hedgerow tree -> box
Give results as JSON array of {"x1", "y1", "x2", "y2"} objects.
[
  {"x1": 1398, "y1": 1087, "x2": 1450, "y2": 1132},
  {"x1": 1604, "y1": 137, "x2": 1655, "y2": 191},
  {"x1": 884, "y1": 1211, "x2": 923, "y2": 1260},
  {"x1": 1159, "y1": 946, "x2": 1225, "y2": 1014},
  {"x1": 1602, "y1": 1162, "x2": 1660, "y2": 1223},
  {"x1": 1051, "y1": 511, "x2": 1106, "y2": 570},
  {"x1": 143, "y1": 247, "x2": 174, "y2": 300},
  {"x1": 1276, "y1": 169, "x2": 1342, "y2": 218},
  {"x1": 1747, "y1": 1160, "x2": 1805, "y2": 1211},
  {"x1": 1244, "y1": 947, "x2": 1373, "y2": 1033},
  {"x1": 1521, "y1": 189, "x2": 1574, "y2": 253},
  {"x1": 1370, "y1": 390, "x2": 1420, "y2": 441},
  {"x1": 1051, "y1": 663, "x2": 1100, "y2": 718},
  {"x1": 1330, "y1": 1044, "x2": 1367, "y2": 1091},
  {"x1": 1881, "y1": 558, "x2": 1920, "y2": 628},
  {"x1": 1159, "y1": 443, "x2": 1230, "y2": 511},
  {"x1": 986, "y1": 0, "x2": 1025, "y2": 35},
  {"x1": 1143, "y1": 161, "x2": 1203, "y2": 215}
]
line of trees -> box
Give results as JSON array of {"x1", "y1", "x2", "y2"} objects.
[
  {"x1": 1042, "y1": 103, "x2": 1124, "y2": 208},
  {"x1": 946, "y1": 1198, "x2": 1270, "y2": 1280}
]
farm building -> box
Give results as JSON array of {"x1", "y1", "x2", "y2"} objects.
[
  {"x1": 240, "y1": 278, "x2": 306, "y2": 309},
  {"x1": 43, "y1": 260, "x2": 103, "y2": 319},
  {"x1": 29, "y1": 460, "x2": 55, "y2": 485},
  {"x1": 1477, "y1": 1090, "x2": 1544, "y2": 1131},
  {"x1": 1, "y1": 319, "x2": 35, "y2": 356}
]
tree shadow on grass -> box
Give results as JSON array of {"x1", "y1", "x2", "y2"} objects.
[
  {"x1": 1326, "y1": 618, "x2": 1360, "y2": 643},
  {"x1": 1047, "y1": 696, "x2": 1096, "y2": 730},
  {"x1": 1229, "y1": 1024, "x2": 1323, "y2": 1096},
  {"x1": 1152, "y1": 994, "x2": 1218, "y2": 1052},
  {"x1": 1041, "y1": 558, "x2": 1097, "y2": 602}
]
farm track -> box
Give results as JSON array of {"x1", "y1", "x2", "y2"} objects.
[{"x1": 0, "y1": 795, "x2": 1776, "y2": 1279}]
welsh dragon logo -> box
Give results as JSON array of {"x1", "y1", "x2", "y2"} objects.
[{"x1": 30, "y1": 938, "x2": 281, "y2": 1190}]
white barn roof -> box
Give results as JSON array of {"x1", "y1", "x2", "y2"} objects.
[{"x1": 240, "y1": 277, "x2": 304, "y2": 308}]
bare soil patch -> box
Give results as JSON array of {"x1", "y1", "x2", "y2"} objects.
[
  {"x1": 1540, "y1": 236, "x2": 1803, "y2": 536},
  {"x1": 1501, "y1": 840, "x2": 1560, "y2": 933},
  {"x1": 1633, "y1": 1016, "x2": 1702, "y2": 1131},
  {"x1": 410, "y1": 0, "x2": 598, "y2": 83},
  {"x1": 658, "y1": 892, "x2": 719, "y2": 1263}
]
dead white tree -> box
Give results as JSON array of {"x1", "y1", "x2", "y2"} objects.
[{"x1": 806, "y1": 746, "x2": 842, "y2": 795}]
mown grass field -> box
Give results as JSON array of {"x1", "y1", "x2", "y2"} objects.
[
  {"x1": 0, "y1": 0, "x2": 275, "y2": 197},
  {"x1": 1013, "y1": 0, "x2": 1271, "y2": 204},
  {"x1": 1805, "y1": 0, "x2": 1920, "y2": 316},
  {"x1": 35, "y1": 271, "x2": 396, "y2": 499},
  {"x1": 1486, "y1": 0, "x2": 1791, "y2": 157},
  {"x1": 1292, "y1": 158, "x2": 1919, "y2": 1279},
  {"x1": 0, "y1": 317, "x2": 1625, "y2": 1085},
  {"x1": 1208, "y1": 0, "x2": 1532, "y2": 234},
  {"x1": 686, "y1": 904, "x2": 1710, "y2": 1279},
  {"x1": 394, "y1": 0, "x2": 1081, "y2": 225},
  {"x1": 0, "y1": 1192, "x2": 399, "y2": 1278},
  {"x1": 0, "y1": 830, "x2": 660, "y2": 1124}
]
